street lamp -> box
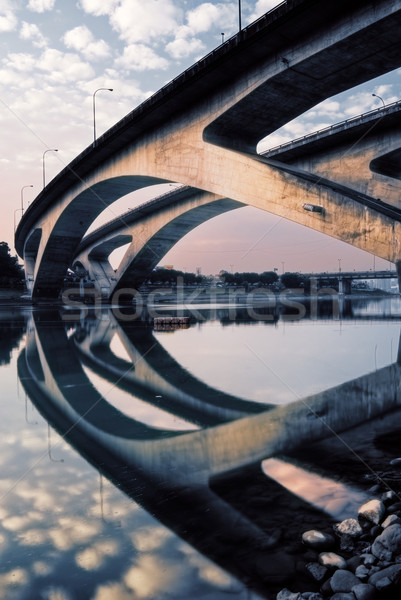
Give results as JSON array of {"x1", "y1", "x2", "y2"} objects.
[
  {"x1": 338, "y1": 258, "x2": 342, "y2": 273},
  {"x1": 20, "y1": 184, "x2": 33, "y2": 216},
  {"x1": 238, "y1": 0, "x2": 242, "y2": 30},
  {"x1": 372, "y1": 93, "x2": 385, "y2": 108},
  {"x1": 93, "y1": 87, "x2": 113, "y2": 144},
  {"x1": 42, "y1": 149, "x2": 58, "y2": 188}
]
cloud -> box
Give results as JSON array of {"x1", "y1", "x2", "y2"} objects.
[
  {"x1": 4, "y1": 52, "x2": 37, "y2": 72},
  {"x1": 20, "y1": 22, "x2": 47, "y2": 48},
  {"x1": 186, "y1": 3, "x2": 235, "y2": 35},
  {"x1": 78, "y1": 0, "x2": 117, "y2": 17},
  {"x1": 27, "y1": 0, "x2": 56, "y2": 12},
  {"x1": 63, "y1": 25, "x2": 111, "y2": 61},
  {"x1": 114, "y1": 43, "x2": 169, "y2": 71},
  {"x1": 36, "y1": 48, "x2": 95, "y2": 82},
  {"x1": 110, "y1": 0, "x2": 180, "y2": 44},
  {"x1": 249, "y1": 0, "x2": 284, "y2": 22},
  {"x1": 0, "y1": 1, "x2": 17, "y2": 32},
  {"x1": 166, "y1": 36, "x2": 205, "y2": 60}
]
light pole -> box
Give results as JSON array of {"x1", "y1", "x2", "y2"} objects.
[
  {"x1": 14, "y1": 208, "x2": 22, "y2": 233},
  {"x1": 238, "y1": 0, "x2": 242, "y2": 30},
  {"x1": 93, "y1": 87, "x2": 113, "y2": 144},
  {"x1": 42, "y1": 149, "x2": 58, "y2": 188},
  {"x1": 221, "y1": 32, "x2": 225, "y2": 44},
  {"x1": 372, "y1": 93, "x2": 385, "y2": 108},
  {"x1": 338, "y1": 258, "x2": 342, "y2": 273},
  {"x1": 20, "y1": 184, "x2": 33, "y2": 216}
]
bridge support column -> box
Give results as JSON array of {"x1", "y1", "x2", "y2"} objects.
[{"x1": 396, "y1": 261, "x2": 401, "y2": 297}]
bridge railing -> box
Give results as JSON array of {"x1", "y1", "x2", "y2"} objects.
[{"x1": 262, "y1": 99, "x2": 401, "y2": 156}]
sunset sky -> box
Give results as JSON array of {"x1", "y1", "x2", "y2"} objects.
[{"x1": 1, "y1": 0, "x2": 401, "y2": 275}]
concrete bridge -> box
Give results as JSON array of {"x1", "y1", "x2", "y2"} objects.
[
  {"x1": 14, "y1": 0, "x2": 401, "y2": 302},
  {"x1": 18, "y1": 309, "x2": 401, "y2": 594}
]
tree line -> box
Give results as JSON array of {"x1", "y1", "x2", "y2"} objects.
[{"x1": 0, "y1": 243, "x2": 24, "y2": 288}]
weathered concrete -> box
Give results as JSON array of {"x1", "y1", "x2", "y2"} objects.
[
  {"x1": 264, "y1": 102, "x2": 401, "y2": 210},
  {"x1": 73, "y1": 187, "x2": 242, "y2": 298},
  {"x1": 15, "y1": 0, "x2": 401, "y2": 300}
]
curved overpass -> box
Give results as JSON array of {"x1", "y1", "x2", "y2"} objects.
[{"x1": 15, "y1": 0, "x2": 401, "y2": 301}]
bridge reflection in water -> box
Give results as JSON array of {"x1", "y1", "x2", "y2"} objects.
[{"x1": 18, "y1": 307, "x2": 401, "y2": 597}]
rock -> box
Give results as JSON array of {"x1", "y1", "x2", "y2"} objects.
[
  {"x1": 347, "y1": 555, "x2": 363, "y2": 572},
  {"x1": 330, "y1": 594, "x2": 355, "y2": 600},
  {"x1": 371, "y1": 524, "x2": 401, "y2": 561},
  {"x1": 320, "y1": 577, "x2": 333, "y2": 596},
  {"x1": 375, "y1": 576, "x2": 392, "y2": 591},
  {"x1": 368, "y1": 563, "x2": 401, "y2": 587},
  {"x1": 387, "y1": 501, "x2": 401, "y2": 514},
  {"x1": 319, "y1": 552, "x2": 347, "y2": 570},
  {"x1": 304, "y1": 562, "x2": 328, "y2": 582},
  {"x1": 302, "y1": 530, "x2": 335, "y2": 550},
  {"x1": 358, "y1": 499, "x2": 385, "y2": 525},
  {"x1": 360, "y1": 553, "x2": 376, "y2": 566},
  {"x1": 351, "y1": 583, "x2": 376, "y2": 600},
  {"x1": 355, "y1": 564, "x2": 369, "y2": 581},
  {"x1": 330, "y1": 569, "x2": 360, "y2": 592},
  {"x1": 382, "y1": 514, "x2": 401, "y2": 528},
  {"x1": 276, "y1": 589, "x2": 301, "y2": 600},
  {"x1": 369, "y1": 525, "x2": 382, "y2": 538},
  {"x1": 300, "y1": 594, "x2": 323, "y2": 600},
  {"x1": 334, "y1": 518, "x2": 363, "y2": 538},
  {"x1": 381, "y1": 490, "x2": 397, "y2": 505}
]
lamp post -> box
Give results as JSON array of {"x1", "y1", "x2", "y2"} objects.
[
  {"x1": 15, "y1": 185, "x2": 33, "y2": 231},
  {"x1": 238, "y1": 0, "x2": 242, "y2": 30},
  {"x1": 372, "y1": 93, "x2": 385, "y2": 108},
  {"x1": 14, "y1": 208, "x2": 22, "y2": 233},
  {"x1": 20, "y1": 184, "x2": 33, "y2": 216},
  {"x1": 42, "y1": 149, "x2": 58, "y2": 188},
  {"x1": 338, "y1": 258, "x2": 342, "y2": 273},
  {"x1": 93, "y1": 87, "x2": 113, "y2": 144}
]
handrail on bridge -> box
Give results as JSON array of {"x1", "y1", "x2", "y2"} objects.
[{"x1": 262, "y1": 99, "x2": 401, "y2": 156}]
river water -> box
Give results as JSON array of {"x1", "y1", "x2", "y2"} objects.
[{"x1": 1, "y1": 295, "x2": 401, "y2": 599}]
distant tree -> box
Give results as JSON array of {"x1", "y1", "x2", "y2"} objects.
[
  {"x1": 281, "y1": 272, "x2": 305, "y2": 289},
  {"x1": 259, "y1": 271, "x2": 279, "y2": 285},
  {"x1": 0, "y1": 243, "x2": 24, "y2": 288},
  {"x1": 147, "y1": 267, "x2": 204, "y2": 285}
]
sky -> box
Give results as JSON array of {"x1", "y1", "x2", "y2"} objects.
[{"x1": 1, "y1": 0, "x2": 401, "y2": 275}]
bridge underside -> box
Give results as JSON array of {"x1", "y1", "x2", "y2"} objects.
[{"x1": 14, "y1": 0, "x2": 401, "y2": 302}]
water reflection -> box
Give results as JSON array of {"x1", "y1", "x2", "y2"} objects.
[{"x1": 2, "y1": 299, "x2": 401, "y2": 598}]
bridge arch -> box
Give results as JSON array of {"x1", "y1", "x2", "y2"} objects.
[
  {"x1": 74, "y1": 187, "x2": 242, "y2": 298},
  {"x1": 15, "y1": 0, "x2": 401, "y2": 301},
  {"x1": 30, "y1": 175, "x2": 171, "y2": 299}
]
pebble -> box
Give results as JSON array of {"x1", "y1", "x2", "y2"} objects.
[
  {"x1": 276, "y1": 589, "x2": 301, "y2": 600},
  {"x1": 304, "y1": 562, "x2": 327, "y2": 582},
  {"x1": 354, "y1": 564, "x2": 369, "y2": 580},
  {"x1": 351, "y1": 583, "x2": 376, "y2": 600},
  {"x1": 318, "y1": 552, "x2": 347, "y2": 570},
  {"x1": 371, "y1": 523, "x2": 401, "y2": 561},
  {"x1": 358, "y1": 499, "x2": 385, "y2": 525},
  {"x1": 276, "y1": 482, "x2": 401, "y2": 600},
  {"x1": 381, "y1": 513, "x2": 401, "y2": 528},
  {"x1": 330, "y1": 569, "x2": 360, "y2": 592},
  {"x1": 302, "y1": 530, "x2": 335, "y2": 550},
  {"x1": 333, "y1": 518, "x2": 363, "y2": 538}
]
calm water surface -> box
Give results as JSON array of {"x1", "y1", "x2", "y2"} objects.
[{"x1": 1, "y1": 296, "x2": 401, "y2": 599}]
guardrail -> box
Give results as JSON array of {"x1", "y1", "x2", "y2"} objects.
[{"x1": 263, "y1": 99, "x2": 401, "y2": 156}]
